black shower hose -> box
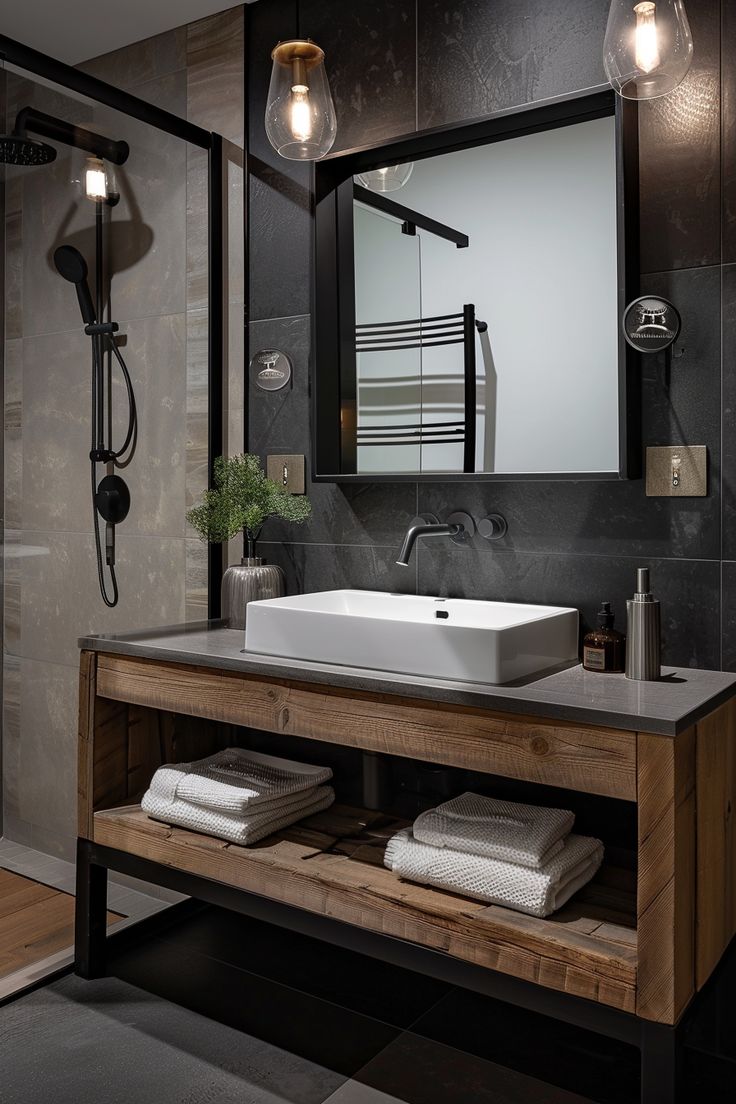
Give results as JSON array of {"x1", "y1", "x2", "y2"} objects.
[{"x1": 91, "y1": 333, "x2": 138, "y2": 608}]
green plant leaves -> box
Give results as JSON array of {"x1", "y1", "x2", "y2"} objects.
[{"x1": 186, "y1": 453, "x2": 311, "y2": 544}]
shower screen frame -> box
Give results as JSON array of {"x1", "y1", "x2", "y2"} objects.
[{"x1": 0, "y1": 33, "x2": 229, "y2": 616}]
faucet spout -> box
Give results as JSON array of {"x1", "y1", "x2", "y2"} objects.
[{"x1": 396, "y1": 520, "x2": 461, "y2": 567}]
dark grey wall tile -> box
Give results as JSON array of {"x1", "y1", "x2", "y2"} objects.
[
  {"x1": 418, "y1": 476, "x2": 718, "y2": 563},
  {"x1": 248, "y1": 0, "x2": 311, "y2": 321},
  {"x1": 300, "y1": 0, "x2": 416, "y2": 152},
  {"x1": 724, "y1": 0, "x2": 736, "y2": 261},
  {"x1": 639, "y1": 0, "x2": 721, "y2": 274},
  {"x1": 640, "y1": 265, "x2": 721, "y2": 547},
  {"x1": 722, "y1": 562, "x2": 736, "y2": 670},
  {"x1": 250, "y1": 315, "x2": 417, "y2": 544},
  {"x1": 723, "y1": 264, "x2": 736, "y2": 558},
  {"x1": 249, "y1": 166, "x2": 312, "y2": 320},
  {"x1": 260, "y1": 540, "x2": 417, "y2": 596},
  {"x1": 417, "y1": 543, "x2": 720, "y2": 669},
  {"x1": 417, "y1": 0, "x2": 609, "y2": 130}
]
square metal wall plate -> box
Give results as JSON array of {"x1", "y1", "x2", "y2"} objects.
[
  {"x1": 267, "y1": 454, "x2": 306, "y2": 495},
  {"x1": 645, "y1": 446, "x2": 707, "y2": 497}
]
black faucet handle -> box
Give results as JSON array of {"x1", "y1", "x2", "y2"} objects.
[{"x1": 446, "y1": 511, "x2": 476, "y2": 545}]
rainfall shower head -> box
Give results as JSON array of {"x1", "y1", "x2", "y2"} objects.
[
  {"x1": 53, "y1": 245, "x2": 96, "y2": 326},
  {"x1": 0, "y1": 106, "x2": 129, "y2": 169},
  {"x1": 0, "y1": 133, "x2": 57, "y2": 166}
]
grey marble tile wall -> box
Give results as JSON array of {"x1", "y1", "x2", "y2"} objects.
[
  {"x1": 2, "y1": 7, "x2": 245, "y2": 857},
  {"x1": 0, "y1": 69, "x2": 5, "y2": 838},
  {"x1": 247, "y1": 0, "x2": 733, "y2": 672}
]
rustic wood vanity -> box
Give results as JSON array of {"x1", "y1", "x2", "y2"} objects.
[{"x1": 76, "y1": 623, "x2": 736, "y2": 1103}]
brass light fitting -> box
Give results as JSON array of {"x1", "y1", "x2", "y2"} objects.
[{"x1": 265, "y1": 38, "x2": 336, "y2": 160}]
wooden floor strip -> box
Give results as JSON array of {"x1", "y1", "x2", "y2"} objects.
[{"x1": 0, "y1": 869, "x2": 123, "y2": 980}]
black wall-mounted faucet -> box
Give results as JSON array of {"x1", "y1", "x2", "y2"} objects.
[
  {"x1": 396, "y1": 510, "x2": 508, "y2": 566},
  {"x1": 396, "y1": 512, "x2": 475, "y2": 566},
  {"x1": 396, "y1": 519, "x2": 460, "y2": 567}
]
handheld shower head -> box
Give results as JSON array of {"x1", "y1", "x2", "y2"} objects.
[{"x1": 54, "y1": 245, "x2": 96, "y2": 326}]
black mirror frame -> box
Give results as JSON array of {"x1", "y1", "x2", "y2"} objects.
[{"x1": 313, "y1": 87, "x2": 640, "y2": 483}]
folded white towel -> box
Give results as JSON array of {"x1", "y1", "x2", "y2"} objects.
[
  {"x1": 413, "y1": 792, "x2": 575, "y2": 869},
  {"x1": 142, "y1": 785, "x2": 335, "y2": 846},
  {"x1": 149, "y1": 748, "x2": 333, "y2": 814},
  {"x1": 384, "y1": 828, "x2": 603, "y2": 918}
]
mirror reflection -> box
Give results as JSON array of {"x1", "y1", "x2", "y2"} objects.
[{"x1": 347, "y1": 115, "x2": 620, "y2": 476}]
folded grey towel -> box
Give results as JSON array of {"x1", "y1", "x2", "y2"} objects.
[
  {"x1": 413, "y1": 792, "x2": 574, "y2": 869},
  {"x1": 142, "y1": 785, "x2": 335, "y2": 846},
  {"x1": 384, "y1": 828, "x2": 603, "y2": 918},
  {"x1": 149, "y1": 747, "x2": 333, "y2": 814}
]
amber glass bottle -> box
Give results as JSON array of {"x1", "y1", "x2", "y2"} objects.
[{"x1": 582, "y1": 602, "x2": 626, "y2": 673}]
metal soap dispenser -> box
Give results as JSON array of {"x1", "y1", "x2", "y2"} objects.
[{"x1": 625, "y1": 568, "x2": 661, "y2": 681}]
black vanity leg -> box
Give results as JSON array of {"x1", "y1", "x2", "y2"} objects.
[
  {"x1": 640, "y1": 1021, "x2": 682, "y2": 1104},
  {"x1": 75, "y1": 838, "x2": 108, "y2": 979}
]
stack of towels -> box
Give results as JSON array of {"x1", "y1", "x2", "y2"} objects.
[
  {"x1": 384, "y1": 792, "x2": 603, "y2": 919},
  {"x1": 142, "y1": 748, "x2": 335, "y2": 846}
]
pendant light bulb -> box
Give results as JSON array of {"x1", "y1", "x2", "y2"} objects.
[
  {"x1": 633, "y1": 2, "x2": 660, "y2": 73},
  {"x1": 603, "y1": 0, "x2": 693, "y2": 100},
  {"x1": 290, "y1": 85, "x2": 312, "y2": 142},
  {"x1": 266, "y1": 39, "x2": 336, "y2": 160}
]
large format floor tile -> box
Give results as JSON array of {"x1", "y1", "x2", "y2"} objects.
[
  {"x1": 1, "y1": 974, "x2": 347, "y2": 1104},
  {"x1": 3, "y1": 904, "x2": 736, "y2": 1103},
  {"x1": 323, "y1": 1031, "x2": 596, "y2": 1104}
]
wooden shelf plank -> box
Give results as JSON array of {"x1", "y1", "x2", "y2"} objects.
[{"x1": 94, "y1": 803, "x2": 637, "y2": 1013}]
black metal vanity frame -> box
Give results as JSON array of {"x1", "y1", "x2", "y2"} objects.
[
  {"x1": 0, "y1": 34, "x2": 231, "y2": 614},
  {"x1": 313, "y1": 87, "x2": 641, "y2": 483}
]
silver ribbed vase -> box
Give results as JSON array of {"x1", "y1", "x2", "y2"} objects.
[{"x1": 221, "y1": 557, "x2": 286, "y2": 630}]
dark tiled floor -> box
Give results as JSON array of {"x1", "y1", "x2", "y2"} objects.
[{"x1": 2, "y1": 905, "x2": 736, "y2": 1103}]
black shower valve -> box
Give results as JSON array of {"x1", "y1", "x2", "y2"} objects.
[{"x1": 94, "y1": 474, "x2": 131, "y2": 525}]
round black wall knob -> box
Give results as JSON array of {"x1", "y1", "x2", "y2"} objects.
[{"x1": 478, "y1": 514, "x2": 508, "y2": 541}]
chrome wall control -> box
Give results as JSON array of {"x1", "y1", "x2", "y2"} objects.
[
  {"x1": 478, "y1": 514, "x2": 508, "y2": 541},
  {"x1": 447, "y1": 511, "x2": 476, "y2": 545}
]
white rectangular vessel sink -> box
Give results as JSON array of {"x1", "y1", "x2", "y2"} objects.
[{"x1": 244, "y1": 590, "x2": 579, "y2": 685}]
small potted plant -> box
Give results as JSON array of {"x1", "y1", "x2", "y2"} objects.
[{"x1": 187, "y1": 453, "x2": 311, "y2": 628}]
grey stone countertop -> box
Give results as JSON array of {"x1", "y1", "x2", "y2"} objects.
[{"x1": 79, "y1": 621, "x2": 736, "y2": 737}]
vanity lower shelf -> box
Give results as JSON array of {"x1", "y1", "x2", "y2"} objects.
[{"x1": 93, "y1": 801, "x2": 638, "y2": 1014}]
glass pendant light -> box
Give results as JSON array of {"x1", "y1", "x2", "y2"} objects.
[
  {"x1": 603, "y1": 0, "x2": 693, "y2": 100},
  {"x1": 265, "y1": 39, "x2": 337, "y2": 160},
  {"x1": 356, "y1": 163, "x2": 415, "y2": 193}
]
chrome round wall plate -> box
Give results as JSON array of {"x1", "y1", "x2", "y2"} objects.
[
  {"x1": 623, "y1": 296, "x2": 681, "y2": 354},
  {"x1": 250, "y1": 349, "x2": 293, "y2": 391}
]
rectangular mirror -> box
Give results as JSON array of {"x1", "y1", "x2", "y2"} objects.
[{"x1": 314, "y1": 90, "x2": 639, "y2": 482}]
